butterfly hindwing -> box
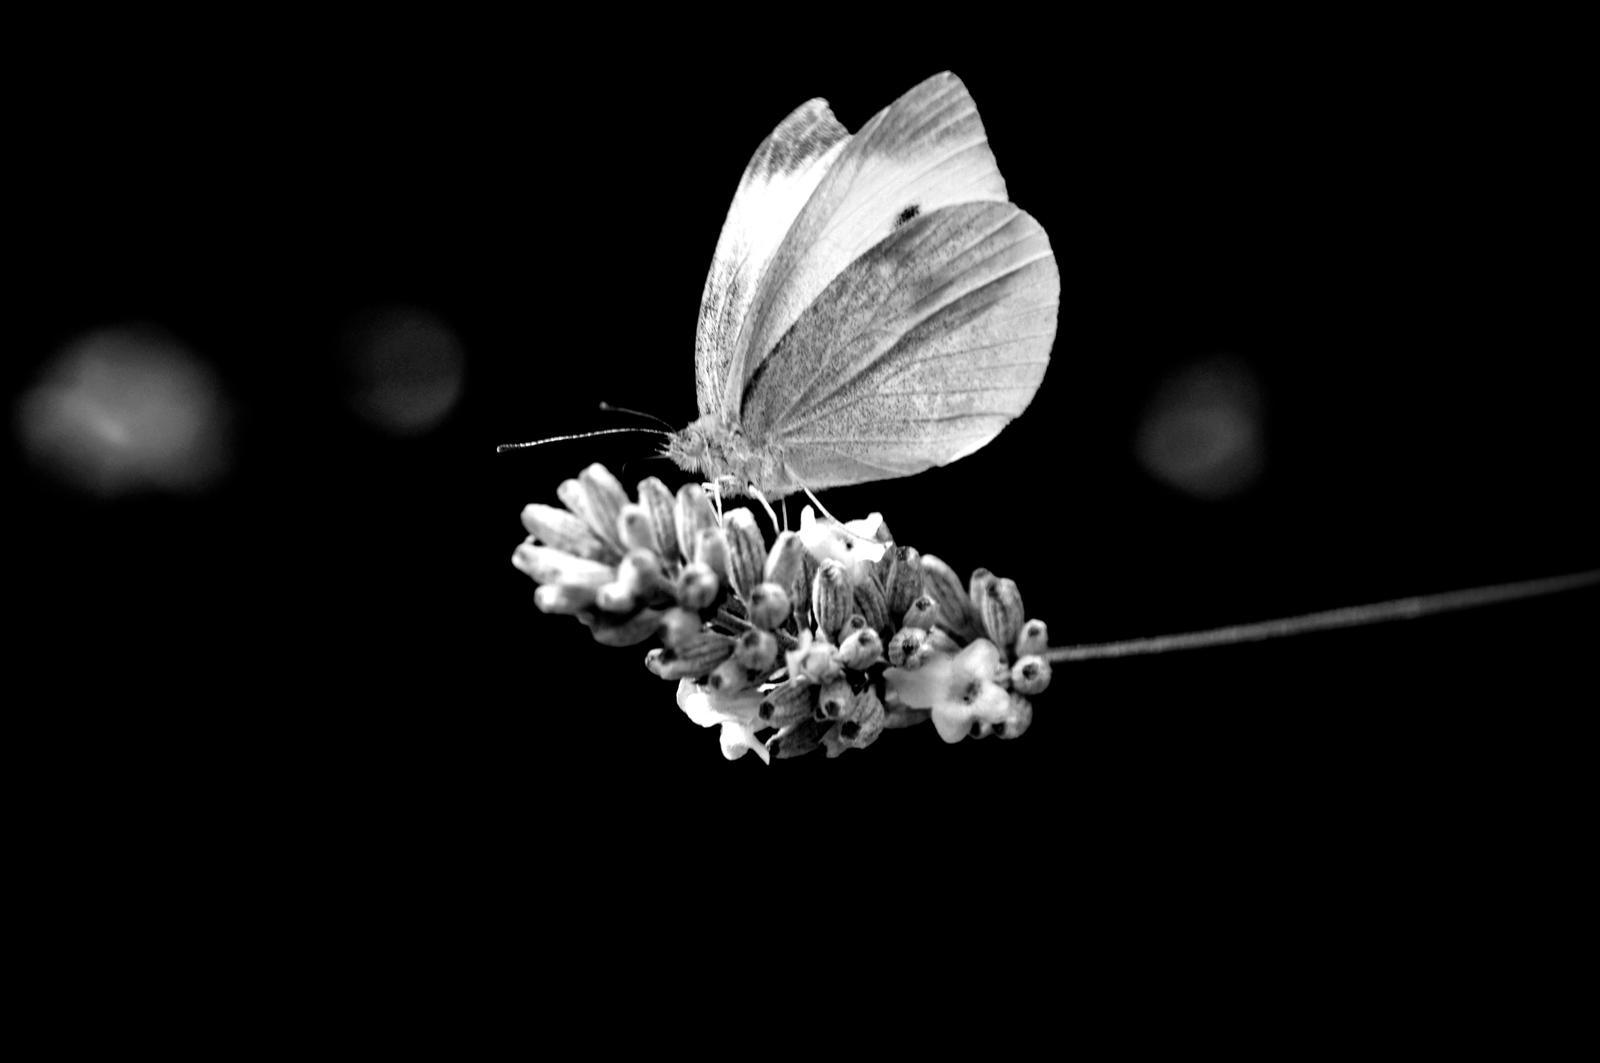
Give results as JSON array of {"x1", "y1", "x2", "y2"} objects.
[
  {"x1": 694, "y1": 99, "x2": 849, "y2": 420},
  {"x1": 740, "y1": 200, "x2": 1059, "y2": 490},
  {"x1": 721, "y1": 71, "x2": 1011, "y2": 415}
]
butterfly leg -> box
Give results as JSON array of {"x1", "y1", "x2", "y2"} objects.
[
  {"x1": 795, "y1": 482, "x2": 882, "y2": 547},
  {"x1": 703, "y1": 479, "x2": 724, "y2": 522},
  {"x1": 800, "y1": 483, "x2": 844, "y2": 527},
  {"x1": 746, "y1": 484, "x2": 782, "y2": 537}
]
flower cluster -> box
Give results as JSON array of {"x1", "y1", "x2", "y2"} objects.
[{"x1": 513, "y1": 464, "x2": 1053, "y2": 763}]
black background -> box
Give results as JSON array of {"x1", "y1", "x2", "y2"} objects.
[{"x1": 12, "y1": 21, "x2": 1594, "y2": 1002}]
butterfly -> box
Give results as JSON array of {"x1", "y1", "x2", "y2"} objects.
[{"x1": 664, "y1": 71, "x2": 1060, "y2": 504}]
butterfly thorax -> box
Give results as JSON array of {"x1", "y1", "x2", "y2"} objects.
[{"x1": 665, "y1": 415, "x2": 791, "y2": 498}]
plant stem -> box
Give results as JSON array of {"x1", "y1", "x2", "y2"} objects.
[{"x1": 1045, "y1": 568, "x2": 1600, "y2": 663}]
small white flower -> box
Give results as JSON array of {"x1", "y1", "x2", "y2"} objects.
[
  {"x1": 783, "y1": 628, "x2": 842, "y2": 685},
  {"x1": 883, "y1": 638, "x2": 1013, "y2": 743},
  {"x1": 797, "y1": 506, "x2": 888, "y2": 572},
  {"x1": 675, "y1": 678, "x2": 771, "y2": 764}
]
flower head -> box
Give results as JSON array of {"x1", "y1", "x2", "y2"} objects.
[{"x1": 514, "y1": 465, "x2": 1055, "y2": 762}]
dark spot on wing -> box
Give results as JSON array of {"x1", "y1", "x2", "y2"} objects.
[{"x1": 894, "y1": 204, "x2": 921, "y2": 227}]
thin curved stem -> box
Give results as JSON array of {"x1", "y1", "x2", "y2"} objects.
[{"x1": 1045, "y1": 568, "x2": 1600, "y2": 664}]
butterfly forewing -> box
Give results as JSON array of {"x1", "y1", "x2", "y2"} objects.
[
  {"x1": 694, "y1": 99, "x2": 849, "y2": 420},
  {"x1": 740, "y1": 200, "x2": 1058, "y2": 490},
  {"x1": 721, "y1": 71, "x2": 1011, "y2": 415}
]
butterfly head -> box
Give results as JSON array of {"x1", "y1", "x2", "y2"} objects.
[{"x1": 664, "y1": 415, "x2": 789, "y2": 499}]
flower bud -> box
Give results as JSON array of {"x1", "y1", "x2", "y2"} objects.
[
  {"x1": 616, "y1": 504, "x2": 658, "y2": 554},
  {"x1": 520, "y1": 504, "x2": 611, "y2": 561},
  {"x1": 747, "y1": 582, "x2": 792, "y2": 630},
  {"x1": 981, "y1": 578, "x2": 1025, "y2": 654},
  {"x1": 595, "y1": 580, "x2": 636, "y2": 614},
  {"x1": 811, "y1": 559, "x2": 852, "y2": 641},
  {"x1": 837, "y1": 627, "x2": 883, "y2": 670},
  {"x1": 834, "y1": 689, "x2": 886, "y2": 753},
  {"x1": 734, "y1": 628, "x2": 779, "y2": 672},
  {"x1": 674, "y1": 482, "x2": 718, "y2": 562},
  {"x1": 660, "y1": 606, "x2": 702, "y2": 648},
  {"x1": 635, "y1": 476, "x2": 681, "y2": 565},
  {"x1": 512, "y1": 543, "x2": 615, "y2": 589},
  {"x1": 767, "y1": 716, "x2": 829, "y2": 760},
  {"x1": 902, "y1": 594, "x2": 941, "y2": 630},
  {"x1": 887, "y1": 626, "x2": 927, "y2": 667},
  {"x1": 706, "y1": 657, "x2": 750, "y2": 695},
  {"x1": 787, "y1": 552, "x2": 817, "y2": 630},
  {"x1": 996, "y1": 692, "x2": 1033, "y2": 739},
  {"x1": 1010, "y1": 655, "x2": 1052, "y2": 696},
  {"x1": 723, "y1": 507, "x2": 767, "y2": 601},
  {"x1": 759, "y1": 676, "x2": 816, "y2": 728},
  {"x1": 818, "y1": 677, "x2": 852, "y2": 720},
  {"x1": 694, "y1": 528, "x2": 731, "y2": 587},
  {"x1": 1016, "y1": 619, "x2": 1049, "y2": 658},
  {"x1": 557, "y1": 464, "x2": 629, "y2": 553},
  {"x1": 583, "y1": 607, "x2": 664, "y2": 647},
  {"x1": 533, "y1": 583, "x2": 596, "y2": 614},
  {"x1": 613, "y1": 547, "x2": 666, "y2": 599},
  {"x1": 852, "y1": 575, "x2": 890, "y2": 637},
  {"x1": 874, "y1": 540, "x2": 895, "y2": 586},
  {"x1": 920, "y1": 555, "x2": 981, "y2": 640},
  {"x1": 648, "y1": 630, "x2": 736, "y2": 679},
  {"x1": 675, "y1": 561, "x2": 719, "y2": 611},
  {"x1": 763, "y1": 530, "x2": 807, "y2": 589},
  {"x1": 968, "y1": 567, "x2": 996, "y2": 617},
  {"x1": 881, "y1": 545, "x2": 925, "y2": 619}
]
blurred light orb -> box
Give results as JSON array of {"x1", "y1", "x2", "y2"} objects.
[
  {"x1": 340, "y1": 306, "x2": 465, "y2": 435},
  {"x1": 1135, "y1": 355, "x2": 1264, "y2": 500},
  {"x1": 16, "y1": 326, "x2": 233, "y2": 497}
]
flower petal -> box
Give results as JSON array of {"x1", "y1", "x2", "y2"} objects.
[
  {"x1": 783, "y1": 629, "x2": 814, "y2": 681},
  {"x1": 675, "y1": 677, "x2": 764, "y2": 728},
  {"x1": 884, "y1": 656, "x2": 955, "y2": 710},
  {"x1": 797, "y1": 506, "x2": 888, "y2": 568},
  {"x1": 719, "y1": 718, "x2": 771, "y2": 764}
]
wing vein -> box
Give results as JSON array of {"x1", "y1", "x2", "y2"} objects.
[
  {"x1": 776, "y1": 254, "x2": 1055, "y2": 432},
  {"x1": 772, "y1": 234, "x2": 1051, "y2": 430}
]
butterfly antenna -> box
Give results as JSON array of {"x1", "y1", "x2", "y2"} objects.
[
  {"x1": 496, "y1": 427, "x2": 670, "y2": 454},
  {"x1": 1045, "y1": 567, "x2": 1600, "y2": 663},
  {"x1": 598, "y1": 401, "x2": 675, "y2": 430}
]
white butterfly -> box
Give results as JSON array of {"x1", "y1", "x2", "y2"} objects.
[{"x1": 665, "y1": 71, "x2": 1060, "y2": 503}]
